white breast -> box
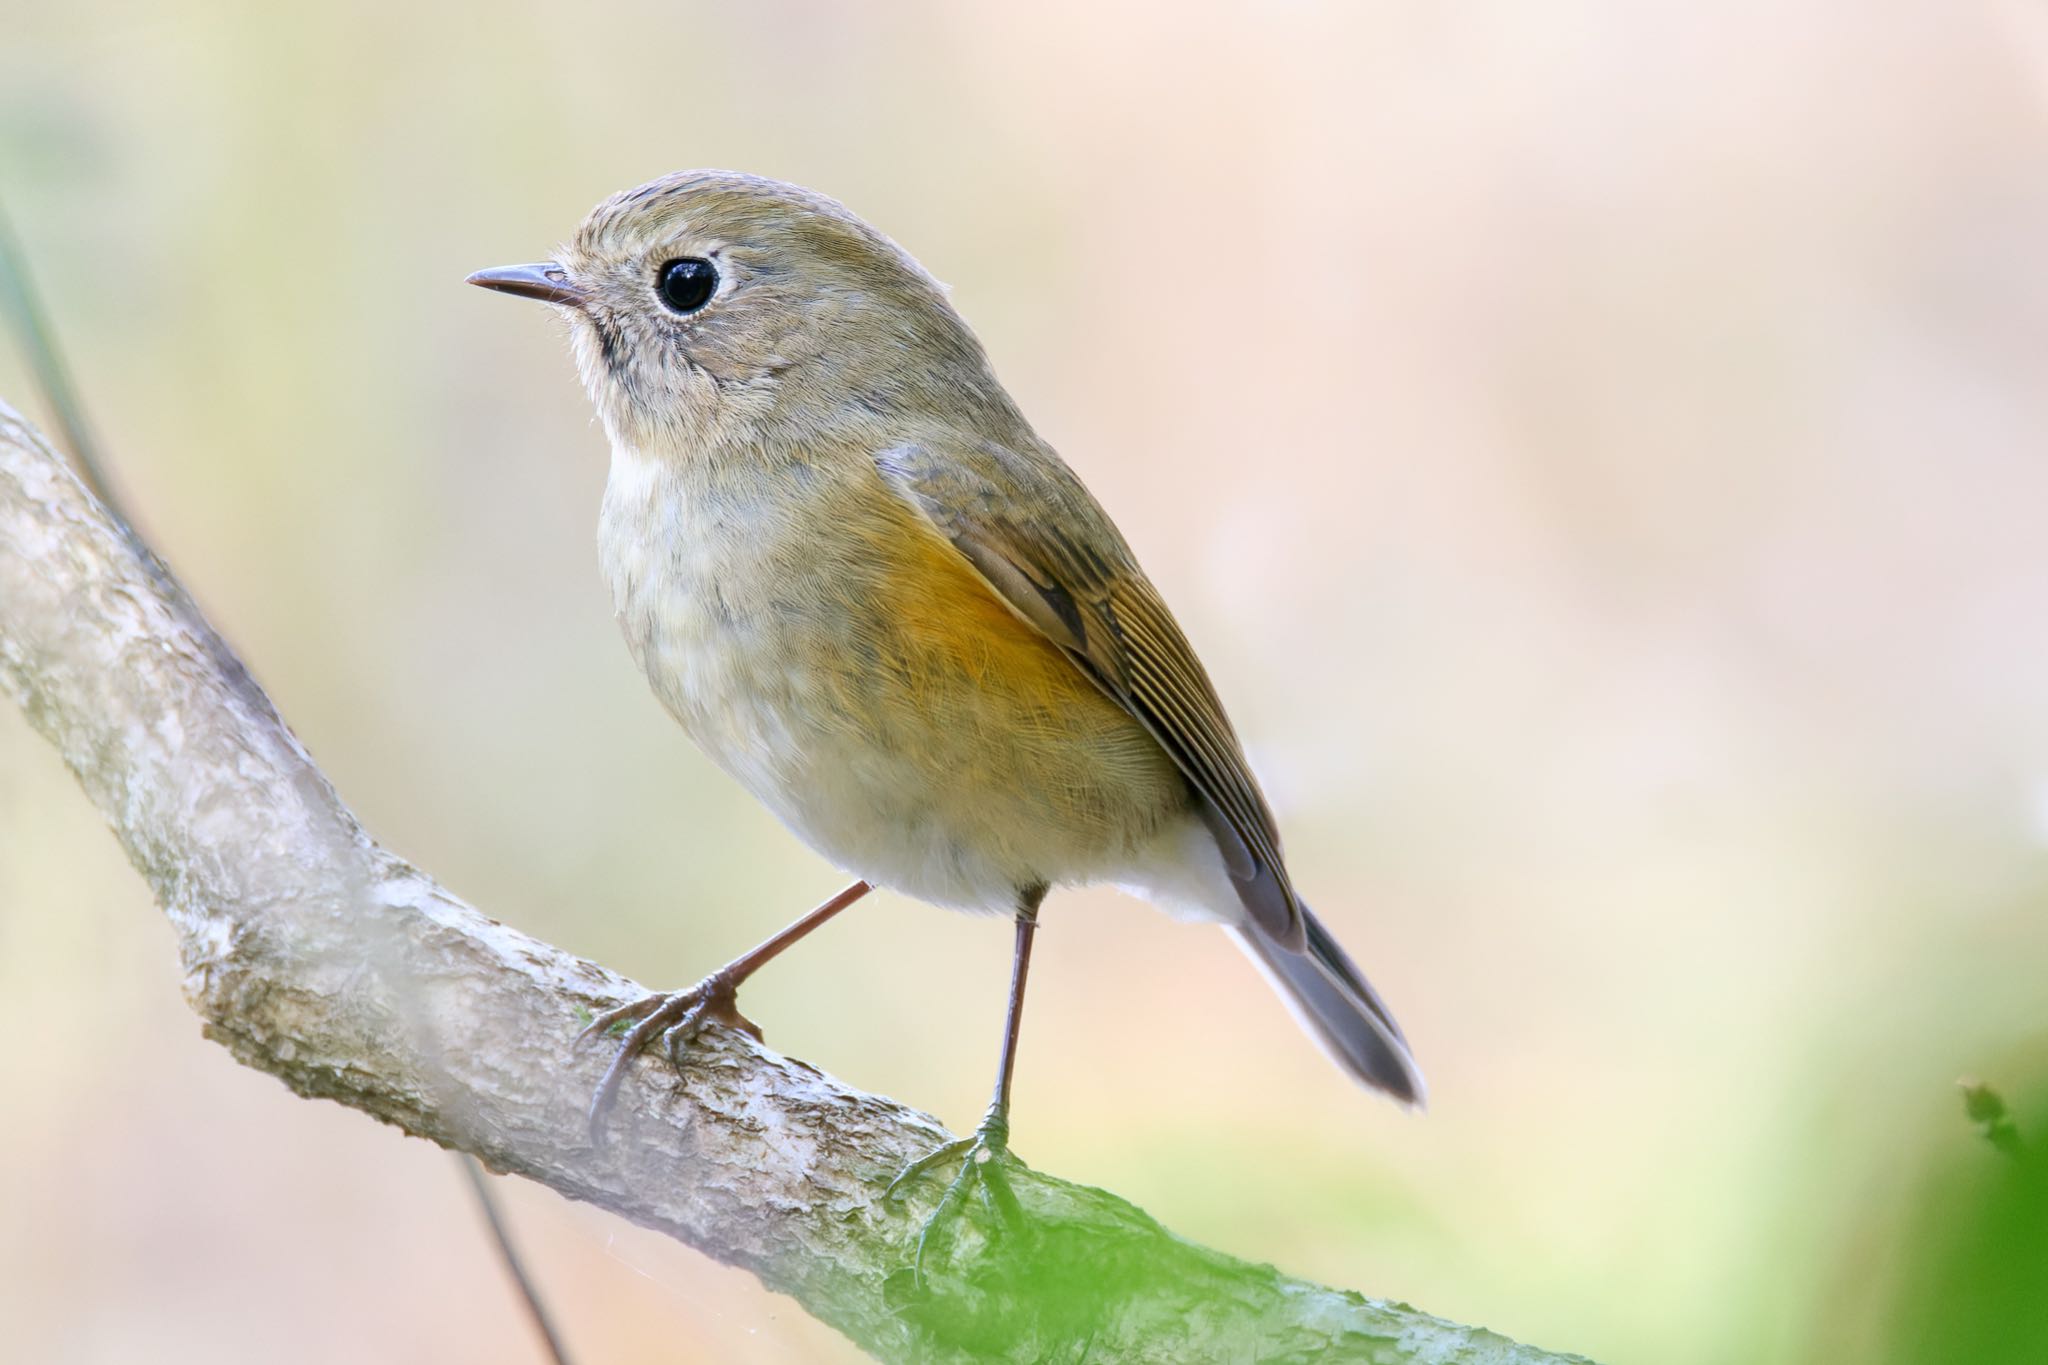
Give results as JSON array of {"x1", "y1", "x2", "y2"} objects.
[{"x1": 599, "y1": 446, "x2": 805, "y2": 802}]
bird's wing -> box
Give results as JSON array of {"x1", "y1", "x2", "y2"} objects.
[{"x1": 875, "y1": 439, "x2": 1306, "y2": 951}]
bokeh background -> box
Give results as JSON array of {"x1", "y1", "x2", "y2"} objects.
[{"x1": 4, "y1": 2, "x2": 2047, "y2": 1361}]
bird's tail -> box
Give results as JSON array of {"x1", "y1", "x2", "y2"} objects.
[{"x1": 1229, "y1": 905, "x2": 1425, "y2": 1108}]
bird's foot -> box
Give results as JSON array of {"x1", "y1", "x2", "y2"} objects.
[
  {"x1": 886, "y1": 1108, "x2": 1027, "y2": 1282},
  {"x1": 577, "y1": 968, "x2": 762, "y2": 1144}
]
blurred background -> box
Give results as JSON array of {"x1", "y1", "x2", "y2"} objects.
[{"x1": 4, "y1": 1, "x2": 2047, "y2": 1361}]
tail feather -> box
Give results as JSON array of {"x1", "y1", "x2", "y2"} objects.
[{"x1": 1229, "y1": 904, "x2": 1425, "y2": 1108}]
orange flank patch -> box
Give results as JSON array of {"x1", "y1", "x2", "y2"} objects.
[{"x1": 880, "y1": 520, "x2": 1104, "y2": 712}]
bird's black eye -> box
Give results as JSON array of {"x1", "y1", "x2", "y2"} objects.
[{"x1": 656, "y1": 257, "x2": 718, "y2": 314}]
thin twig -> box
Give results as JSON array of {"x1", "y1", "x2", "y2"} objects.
[
  {"x1": 459, "y1": 1154, "x2": 578, "y2": 1365},
  {"x1": 0, "y1": 199, "x2": 125, "y2": 521}
]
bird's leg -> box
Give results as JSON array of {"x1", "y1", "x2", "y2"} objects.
[
  {"x1": 579, "y1": 879, "x2": 871, "y2": 1142},
  {"x1": 887, "y1": 886, "x2": 1045, "y2": 1278}
]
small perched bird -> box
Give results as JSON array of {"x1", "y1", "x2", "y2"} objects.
[{"x1": 470, "y1": 171, "x2": 1423, "y2": 1230}]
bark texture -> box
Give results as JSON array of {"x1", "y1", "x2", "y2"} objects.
[{"x1": 0, "y1": 397, "x2": 1596, "y2": 1365}]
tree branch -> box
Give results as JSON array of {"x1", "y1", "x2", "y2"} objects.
[{"x1": 0, "y1": 396, "x2": 1595, "y2": 1364}]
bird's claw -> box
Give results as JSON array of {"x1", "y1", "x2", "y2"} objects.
[
  {"x1": 886, "y1": 1112, "x2": 1026, "y2": 1283},
  {"x1": 578, "y1": 971, "x2": 761, "y2": 1145}
]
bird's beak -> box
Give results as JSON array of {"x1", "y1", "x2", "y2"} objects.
[{"x1": 466, "y1": 262, "x2": 585, "y2": 307}]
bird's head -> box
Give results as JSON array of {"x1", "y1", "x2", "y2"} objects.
[{"x1": 469, "y1": 169, "x2": 1011, "y2": 456}]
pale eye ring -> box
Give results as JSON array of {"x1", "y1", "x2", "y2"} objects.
[{"x1": 655, "y1": 257, "x2": 718, "y2": 314}]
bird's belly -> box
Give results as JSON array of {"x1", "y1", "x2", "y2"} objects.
[{"x1": 601, "y1": 461, "x2": 1186, "y2": 911}]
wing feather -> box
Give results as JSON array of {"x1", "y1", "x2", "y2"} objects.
[{"x1": 876, "y1": 440, "x2": 1305, "y2": 949}]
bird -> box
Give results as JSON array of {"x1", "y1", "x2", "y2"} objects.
[{"x1": 468, "y1": 169, "x2": 1423, "y2": 1242}]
